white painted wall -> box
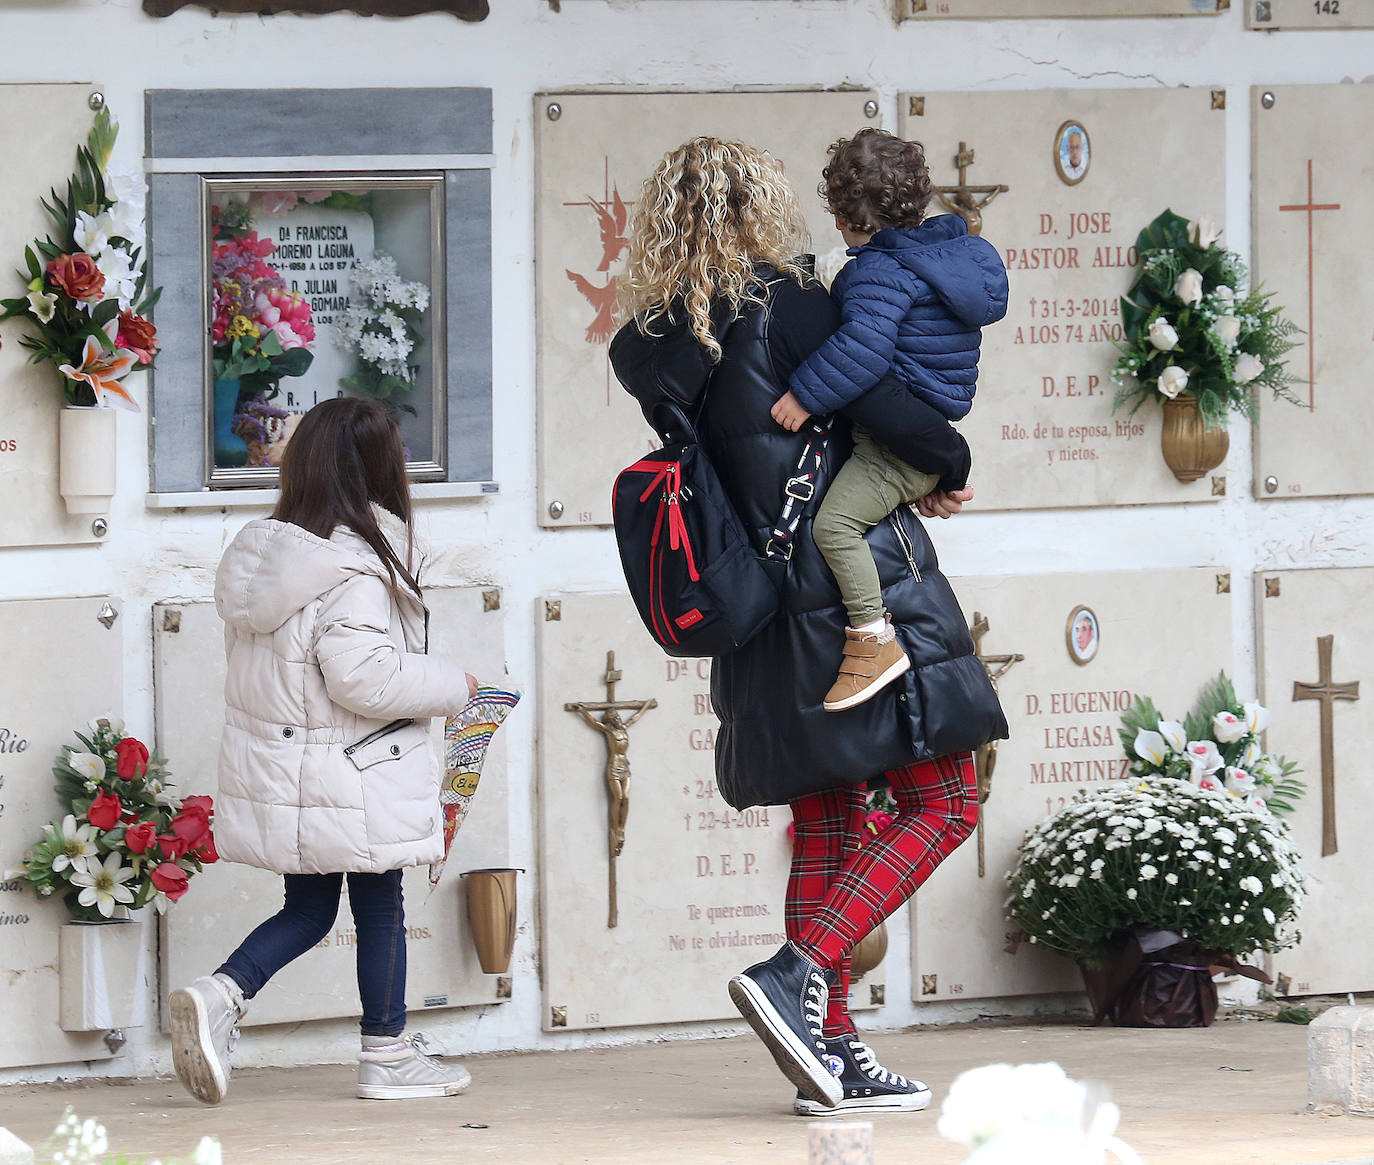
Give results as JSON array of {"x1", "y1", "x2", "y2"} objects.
[{"x1": 2, "y1": 0, "x2": 1372, "y2": 1083}]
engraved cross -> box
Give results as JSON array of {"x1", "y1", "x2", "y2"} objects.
[
  {"x1": 1293, "y1": 634, "x2": 1359, "y2": 857},
  {"x1": 1278, "y1": 160, "x2": 1341, "y2": 410}
]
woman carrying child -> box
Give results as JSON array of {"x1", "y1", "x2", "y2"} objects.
[
  {"x1": 610, "y1": 135, "x2": 1006, "y2": 1116},
  {"x1": 168, "y1": 397, "x2": 477, "y2": 1105}
]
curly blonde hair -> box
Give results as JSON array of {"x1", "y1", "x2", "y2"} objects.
[{"x1": 618, "y1": 136, "x2": 811, "y2": 360}]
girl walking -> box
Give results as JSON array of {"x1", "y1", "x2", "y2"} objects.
[{"x1": 169, "y1": 397, "x2": 477, "y2": 1105}]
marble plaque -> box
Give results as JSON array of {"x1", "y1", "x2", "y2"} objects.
[
  {"x1": 535, "y1": 90, "x2": 878, "y2": 528},
  {"x1": 1252, "y1": 84, "x2": 1374, "y2": 499},
  {"x1": 0, "y1": 84, "x2": 112, "y2": 548},
  {"x1": 155, "y1": 586, "x2": 512, "y2": 1028},
  {"x1": 1257, "y1": 568, "x2": 1374, "y2": 995},
  {"x1": 0, "y1": 597, "x2": 125, "y2": 1068},
  {"x1": 1247, "y1": 0, "x2": 1374, "y2": 29},
  {"x1": 901, "y1": 0, "x2": 1221, "y2": 17},
  {"x1": 537, "y1": 593, "x2": 885, "y2": 1031},
  {"x1": 899, "y1": 89, "x2": 1226, "y2": 511},
  {"x1": 910, "y1": 569, "x2": 1232, "y2": 1004}
]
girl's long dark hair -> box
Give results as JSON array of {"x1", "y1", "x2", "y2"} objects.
[{"x1": 272, "y1": 397, "x2": 421, "y2": 598}]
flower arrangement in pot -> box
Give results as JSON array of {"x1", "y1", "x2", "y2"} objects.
[
  {"x1": 1006, "y1": 677, "x2": 1306, "y2": 1029},
  {"x1": 335, "y1": 251, "x2": 431, "y2": 409},
  {"x1": 210, "y1": 200, "x2": 316, "y2": 468},
  {"x1": 0, "y1": 108, "x2": 159, "y2": 513},
  {"x1": 18, "y1": 718, "x2": 216, "y2": 920},
  {"x1": 1111, "y1": 210, "x2": 1301, "y2": 482}
]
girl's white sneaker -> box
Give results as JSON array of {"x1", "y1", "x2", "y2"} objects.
[{"x1": 357, "y1": 1032, "x2": 472, "y2": 1100}]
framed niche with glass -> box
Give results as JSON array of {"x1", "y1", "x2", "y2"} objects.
[
  {"x1": 145, "y1": 87, "x2": 494, "y2": 499},
  {"x1": 206, "y1": 174, "x2": 445, "y2": 485}
]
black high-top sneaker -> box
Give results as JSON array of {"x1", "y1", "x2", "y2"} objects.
[
  {"x1": 794, "y1": 1034, "x2": 933, "y2": 1116},
  {"x1": 728, "y1": 942, "x2": 842, "y2": 1108}
]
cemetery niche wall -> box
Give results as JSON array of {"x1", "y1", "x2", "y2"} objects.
[
  {"x1": 900, "y1": 87, "x2": 1227, "y2": 511},
  {"x1": 910, "y1": 570, "x2": 1233, "y2": 1004},
  {"x1": 0, "y1": 597, "x2": 128, "y2": 1069},
  {"x1": 1251, "y1": 83, "x2": 1374, "y2": 500},
  {"x1": 537, "y1": 594, "x2": 886, "y2": 1032},
  {"x1": 1258, "y1": 568, "x2": 1373, "y2": 997},
  {"x1": 154, "y1": 587, "x2": 514, "y2": 1027},
  {"x1": 535, "y1": 89, "x2": 879, "y2": 529},
  {"x1": 144, "y1": 87, "x2": 494, "y2": 497}
]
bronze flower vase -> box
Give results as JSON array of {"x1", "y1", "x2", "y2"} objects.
[
  {"x1": 1160, "y1": 396, "x2": 1229, "y2": 483},
  {"x1": 849, "y1": 921, "x2": 888, "y2": 981},
  {"x1": 461, "y1": 868, "x2": 519, "y2": 975}
]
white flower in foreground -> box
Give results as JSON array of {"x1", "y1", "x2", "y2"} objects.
[
  {"x1": 1233, "y1": 353, "x2": 1265, "y2": 384},
  {"x1": 1174, "y1": 268, "x2": 1204, "y2": 306},
  {"x1": 73, "y1": 210, "x2": 115, "y2": 257},
  {"x1": 192, "y1": 1136, "x2": 224, "y2": 1165},
  {"x1": 1243, "y1": 701, "x2": 1270, "y2": 734},
  {"x1": 1157, "y1": 365, "x2": 1189, "y2": 399},
  {"x1": 1134, "y1": 729, "x2": 1169, "y2": 766},
  {"x1": 939, "y1": 1062, "x2": 1088, "y2": 1148},
  {"x1": 69, "y1": 851, "x2": 135, "y2": 918},
  {"x1": 52, "y1": 815, "x2": 99, "y2": 874},
  {"x1": 1158, "y1": 720, "x2": 1187, "y2": 752},
  {"x1": 66, "y1": 751, "x2": 106, "y2": 783},
  {"x1": 27, "y1": 288, "x2": 58, "y2": 323},
  {"x1": 1148, "y1": 318, "x2": 1180, "y2": 351},
  {"x1": 1188, "y1": 217, "x2": 1221, "y2": 248},
  {"x1": 1213, "y1": 711, "x2": 1246, "y2": 743}
]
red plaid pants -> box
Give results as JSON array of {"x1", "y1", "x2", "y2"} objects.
[{"x1": 785, "y1": 752, "x2": 978, "y2": 1035}]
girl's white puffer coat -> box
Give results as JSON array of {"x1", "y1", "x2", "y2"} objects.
[{"x1": 213, "y1": 508, "x2": 469, "y2": 875}]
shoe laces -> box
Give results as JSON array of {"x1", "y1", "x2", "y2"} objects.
[
  {"x1": 849, "y1": 1039, "x2": 907, "y2": 1087},
  {"x1": 404, "y1": 1031, "x2": 441, "y2": 1068},
  {"x1": 802, "y1": 972, "x2": 828, "y2": 1042},
  {"x1": 226, "y1": 1023, "x2": 241, "y2": 1056}
]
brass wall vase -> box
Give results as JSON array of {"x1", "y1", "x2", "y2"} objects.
[
  {"x1": 461, "y1": 867, "x2": 520, "y2": 975},
  {"x1": 849, "y1": 921, "x2": 888, "y2": 981},
  {"x1": 1160, "y1": 396, "x2": 1229, "y2": 483}
]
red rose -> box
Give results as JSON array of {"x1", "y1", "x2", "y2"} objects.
[
  {"x1": 150, "y1": 862, "x2": 190, "y2": 901},
  {"x1": 157, "y1": 833, "x2": 190, "y2": 860},
  {"x1": 87, "y1": 791, "x2": 122, "y2": 830},
  {"x1": 866, "y1": 811, "x2": 895, "y2": 834},
  {"x1": 114, "y1": 737, "x2": 150, "y2": 780},
  {"x1": 124, "y1": 822, "x2": 157, "y2": 854},
  {"x1": 115, "y1": 310, "x2": 158, "y2": 365},
  {"x1": 180, "y1": 794, "x2": 215, "y2": 818},
  {"x1": 194, "y1": 831, "x2": 220, "y2": 864},
  {"x1": 47, "y1": 253, "x2": 105, "y2": 301},
  {"x1": 171, "y1": 805, "x2": 211, "y2": 849}
]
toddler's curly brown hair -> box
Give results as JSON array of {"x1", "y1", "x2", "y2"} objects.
[{"x1": 819, "y1": 128, "x2": 933, "y2": 235}]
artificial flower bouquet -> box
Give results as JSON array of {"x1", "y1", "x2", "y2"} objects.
[
  {"x1": 1119, "y1": 672, "x2": 1305, "y2": 815},
  {"x1": 0, "y1": 109, "x2": 159, "y2": 409},
  {"x1": 335, "y1": 252, "x2": 431, "y2": 406},
  {"x1": 1112, "y1": 209, "x2": 1300, "y2": 429},
  {"x1": 20, "y1": 718, "x2": 216, "y2": 921},
  {"x1": 210, "y1": 219, "x2": 316, "y2": 398},
  {"x1": 1005, "y1": 777, "x2": 1304, "y2": 1026}
]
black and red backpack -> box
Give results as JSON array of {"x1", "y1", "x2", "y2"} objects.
[{"x1": 611, "y1": 402, "x2": 830, "y2": 658}]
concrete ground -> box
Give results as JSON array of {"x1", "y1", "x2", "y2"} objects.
[{"x1": 3, "y1": 1019, "x2": 1373, "y2": 1165}]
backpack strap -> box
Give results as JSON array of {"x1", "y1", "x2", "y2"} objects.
[{"x1": 763, "y1": 416, "x2": 833, "y2": 562}]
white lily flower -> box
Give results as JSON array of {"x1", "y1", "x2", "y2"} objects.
[
  {"x1": 1158, "y1": 720, "x2": 1187, "y2": 752},
  {"x1": 51, "y1": 815, "x2": 98, "y2": 874},
  {"x1": 69, "y1": 851, "x2": 136, "y2": 917},
  {"x1": 1243, "y1": 701, "x2": 1270, "y2": 734},
  {"x1": 93, "y1": 246, "x2": 138, "y2": 310},
  {"x1": 66, "y1": 752, "x2": 105, "y2": 783},
  {"x1": 73, "y1": 210, "x2": 114, "y2": 257},
  {"x1": 1134, "y1": 729, "x2": 1169, "y2": 766},
  {"x1": 27, "y1": 288, "x2": 58, "y2": 323}
]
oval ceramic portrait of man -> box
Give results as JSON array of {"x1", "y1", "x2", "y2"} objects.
[
  {"x1": 1055, "y1": 121, "x2": 1090, "y2": 186},
  {"x1": 1067, "y1": 605, "x2": 1099, "y2": 665}
]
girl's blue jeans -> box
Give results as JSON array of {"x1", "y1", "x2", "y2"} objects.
[{"x1": 216, "y1": 869, "x2": 407, "y2": 1037}]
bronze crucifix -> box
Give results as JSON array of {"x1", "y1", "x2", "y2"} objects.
[
  {"x1": 565, "y1": 651, "x2": 657, "y2": 928},
  {"x1": 1293, "y1": 634, "x2": 1360, "y2": 857},
  {"x1": 970, "y1": 612, "x2": 1024, "y2": 877},
  {"x1": 934, "y1": 142, "x2": 1010, "y2": 238}
]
